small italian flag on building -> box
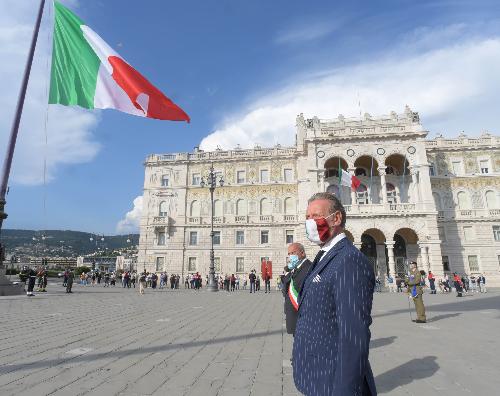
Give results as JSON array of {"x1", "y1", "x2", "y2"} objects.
[
  {"x1": 339, "y1": 168, "x2": 361, "y2": 191},
  {"x1": 49, "y1": 1, "x2": 190, "y2": 122},
  {"x1": 288, "y1": 278, "x2": 299, "y2": 311}
]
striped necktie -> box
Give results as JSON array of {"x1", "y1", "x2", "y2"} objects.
[{"x1": 311, "y1": 249, "x2": 325, "y2": 270}]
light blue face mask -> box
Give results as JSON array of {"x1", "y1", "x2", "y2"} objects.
[{"x1": 288, "y1": 255, "x2": 300, "y2": 270}]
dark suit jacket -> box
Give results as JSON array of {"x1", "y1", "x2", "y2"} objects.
[
  {"x1": 292, "y1": 237, "x2": 377, "y2": 396},
  {"x1": 282, "y1": 259, "x2": 313, "y2": 335}
]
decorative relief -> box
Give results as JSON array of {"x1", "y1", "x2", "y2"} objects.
[
  {"x1": 471, "y1": 191, "x2": 484, "y2": 209},
  {"x1": 271, "y1": 160, "x2": 282, "y2": 181},
  {"x1": 186, "y1": 184, "x2": 298, "y2": 202},
  {"x1": 248, "y1": 164, "x2": 257, "y2": 182},
  {"x1": 225, "y1": 164, "x2": 235, "y2": 184}
]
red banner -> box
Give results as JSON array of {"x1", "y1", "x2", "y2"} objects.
[{"x1": 261, "y1": 259, "x2": 273, "y2": 280}]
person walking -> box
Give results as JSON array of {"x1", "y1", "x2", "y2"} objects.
[
  {"x1": 387, "y1": 274, "x2": 396, "y2": 292},
  {"x1": 478, "y1": 274, "x2": 486, "y2": 293},
  {"x1": 406, "y1": 262, "x2": 427, "y2": 323},
  {"x1": 293, "y1": 192, "x2": 377, "y2": 396},
  {"x1": 282, "y1": 243, "x2": 313, "y2": 336},
  {"x1": 453, "y1": 272, "x2": 463, "y2": 297}
]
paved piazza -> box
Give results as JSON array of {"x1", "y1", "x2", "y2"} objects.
[{"x1": 0, "y1": 284, "x2": 499, "y2": 395}]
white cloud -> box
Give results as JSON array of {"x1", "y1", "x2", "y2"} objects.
[
  {"x1": 275, "y1": 20, "x2": 338, "y2": 45},
  {"x1": 116, "y1": 196, "x2": 143, "y2": 234},
  {"x1": 200, "y1": 35, "x2": 500, "y2": 151},
  {"x1": 0, "y1": 0, "x2": 100, "y2": 186}
]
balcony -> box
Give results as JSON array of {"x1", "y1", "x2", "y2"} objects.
[
  {"x1": 259, "y1": 215, "x2": 273, "y2": 222},
  {"x1": 152, "y1": 216, "x2": 169, "y2": 225},
  {"x1": 283, "y1": 215, "x2": 297, "y2": 222},
  {"x1": 213, "y1": 216, "x2": 224, "y2": 224},
  {"x1": 188, "y1": 217, "x2": 201, "y2": 224},
  {"x1": 437, "y1": 208, "x2": 500, "y2": 220},
  {"x1": 235, "y1": 216, "x2": 248, "y2": 223}
]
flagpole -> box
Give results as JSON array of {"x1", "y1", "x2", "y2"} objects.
[{"x1": 0, "y1": 0, "x2": 46, "y2": 268}]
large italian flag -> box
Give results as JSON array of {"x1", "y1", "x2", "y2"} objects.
[
  {"x1": 339, "y1": 168, "x2": 361, "y2": 190},
  {"x1": 49, "y1": 1, "x2": 189, "y2": 122}
]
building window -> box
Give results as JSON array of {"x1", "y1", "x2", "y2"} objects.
[
  {"x1": 429, "y1": 163, "x2": 435, "y2": 176},
  {"x1": 260, "y1": 198, "x2": 272, "y2": 215},
  {"x1": 159, "y1": 201, "x2": 168, "y2": 217},
  {"x1": 442, "y1": 256, "x2": 450, "y2": 272},
  {"x1": 493, "y1": 226, "x2": 500, "y2": 241},
  {"x1": 237, "y1": 170, "x2": 246, "y2": 184},
  {"x1": 161, "y1": 175, "x2": 169, "y2": 187},
  {"x1": 190, "y1": 200, "x2": 200, "y2": 217},
  {"x1": 236, "y1": 257, "x2": 244, "y2": 273},
  {"x1": 157, "y1": 231, "x2": 166, "y2": 245},
  {"x1": 457, "y1": 191, "x2": 470, "y2": 210},
  {"x1": 468, "y1": 255, "x2": 479, "y2": 273},
  {"x1": 236, "y1": 199, "x2": 247, "y2": 216},
  {"x1": 214, "y1": 257, "x2": 221, "y2": 272},
  {"x1": 260, "y1": 230, "x2": 269, "y2": 244},
  {"x1": 451, "y1": 161, "x2": 462, "y2": 175},
  {"x1": 480, "y1": 160, "x2": 489, "y2": 174},
  {"x1": 236, "y1": 230, "x2": 245, "y2": 245},
  {"x1": 284, "y1": 197, "x2": 295, "y2": 214},
  {"x1": 486, "y1": 190, "x2": 497, "y2": 209},
  {"x1": 213, "y1": 231, "x2": 221, "y2": 245},
  {"x1": 386, "y1": 183, "x2": 397, "y2": 204},
  {"x1": 260, "y1": 169, "x2": 269, "y2": 183},
  {"x1": 286, "y1": 230, "x2": 294, "y2": 244},
  {"x1": 188, "y1": 257, "x2": 197, "y2": 272},
  {"x1": 189, "y1": 231, "x2": 198, "y2": 245},
  {"x1": 438, "y1": 226, "x2": 446, "y2": 242},
  {"x1": 156, "y1": 257, "x2": 164, "y2": 272},
  {"x1": 463, "y1": 226, "x2": 474, "y2": 242},
  {"x1": 284, "y1": 168, "x2": 293, "y2": 182},
  {"x1": 192, "y1": 173, "x2": 201, "y2": 185}
]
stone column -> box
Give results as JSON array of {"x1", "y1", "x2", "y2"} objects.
[
  {"x1": 410, "y1": 167, "x2": 419, "y2": 204},
  {"x1": 349, "y1": 168, "x2": 357, "y2": 205},
  {"x1": 419, "y1": 244, "x2": 430, "y2": 273},
  {"x1": 386, "y1": 241, "x2": 396, "y2": 278},
  {"x1": 354, "y1": 241, "x2": 362, "y2": 250},
  {"x1": 379, "y1": 168, "x2": 387, "y2": 205},
  {"x1": 319, "y1": 172, "x2": 325, "y2": 192}
]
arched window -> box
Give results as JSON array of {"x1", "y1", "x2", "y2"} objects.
[
  {"x1": 387, "y1": 183, "x2": 397, "y2": 204},
  {"x1": 236, "y1": 199, "x2": 247, "y2": 216},
  {"x1": 214, "y1": 199, "x2": 223, "y2": 217},
  {"x1": 324, "y1": 168, "x2": 339, "y2": 178},
  {"x1": 161, "y1": 175, "x2": 169, "y2": 187},
  {"x1": 190, "y1": 200, "x2": 200, "y2": 217},
  {"x1": 159, "y1": 201, "x2": 168, "y2": 217},
  {"x1": 432, "y1": 192, "x2": 442, "y2": 210},
  {"x1": 260, "y1": 198, "x2": 272, "y2": 215},
  {"x1": 356, "y1": 184, "x2": 369, "y2": 205},
  {"x1": 327, "y1": 184, "x2": 340, "y2": 196},
  {"x1": 284, "y1": 197, "x2": 295, "y2": 214},
  {"x1": 355, "y1": 168, "x2": 367, "y2": 176},
  {"x1": 457, "y1": 191, "x2": 470, "y2": 210},
  {"x1": 486, "y1": 190, "x2": 497, "y2": 209}
]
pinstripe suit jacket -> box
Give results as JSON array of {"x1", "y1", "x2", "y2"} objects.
[{"x1": 292, "y1": 237, "x2": 376, "y2": 396}]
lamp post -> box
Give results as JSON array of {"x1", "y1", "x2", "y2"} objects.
[{"x1": 200, "y1": 164, "x2": 224, "y2": 292}]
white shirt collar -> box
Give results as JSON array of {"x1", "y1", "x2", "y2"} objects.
[{"x1": 319, "y1": 233, "x2": 346, "y2": 261}]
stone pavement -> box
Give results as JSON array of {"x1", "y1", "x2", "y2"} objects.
[{"x1": 0, "y1": 282, "x2": 499, "y2": 395}]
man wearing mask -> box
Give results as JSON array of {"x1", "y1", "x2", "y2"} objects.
[
  {"x1": 293, "y1": 192, "x2": 376, "y2": 396},
  {"x1": 282, "y1": 243, "x2": 313, "y2": 335}
]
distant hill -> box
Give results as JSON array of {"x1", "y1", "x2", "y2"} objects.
[{"x1": 1, "y1": 229, "x2": 139, "y2": 257}]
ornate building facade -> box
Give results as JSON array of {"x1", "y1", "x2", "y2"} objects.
[{"x1": 138, "y1": 107, "x2": 500, "y2": 286}]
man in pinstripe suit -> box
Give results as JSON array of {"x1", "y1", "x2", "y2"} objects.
[{"x1": 293, "y1": 192, "x2": 377, "y2": 395}]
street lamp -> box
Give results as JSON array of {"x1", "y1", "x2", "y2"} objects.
[{"x1": 200, "y1": 163, "x2": 224, "y2": 292}]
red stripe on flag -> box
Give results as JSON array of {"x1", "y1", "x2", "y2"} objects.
[
  {"x1": 108, "y1": 56, "x2": 190, "y2": 122},
  {"x1": 351, "y1": 175, "x2": 361, "y2": 191}
]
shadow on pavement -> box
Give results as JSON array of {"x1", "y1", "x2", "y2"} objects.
[
  {"x1": 373, "y1": 294, "x2": 500, "y2": 320},
  {"x1": 375, "y1": 356, "x2": 439, "y2": 394},
  {"x1": 428, "y1": 312, "x2": 461, "y2": 322},
  {"x1": 370, "y1": 336, "x2": 397, "y2": 349},
  {"x1": 0, "y1": 328, "x2": 283, "y2": 374}
]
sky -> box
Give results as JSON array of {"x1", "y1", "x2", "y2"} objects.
[{"x1": 1, "y1": 0, "x2": 500, "y2": 235}]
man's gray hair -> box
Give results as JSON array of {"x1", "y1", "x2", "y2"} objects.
[{"x1": 308, "y1": 192, "x2": 346, "y2": 227}]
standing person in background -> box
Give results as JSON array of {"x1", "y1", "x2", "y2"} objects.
[
  {"x1": 249, "y1": 270, "x2": 256, "y2": 293},
  {"x1": 139, "y1": 271, "x2": 147, "y2": 295},
  {"x1": 66, "y1": 269, "x2": 74, "y2": 293},
  {"x1": 282, "y1": 243, "x2": 312, "y2": 336},
  {"x1": 293, "y1": 192, "x2": 376, "y2": 396},
  {"x1": 406, "y1": 262, "x2": 427, "y2": 323},
  {"x1": 263, "y1": 271, "x2": 271, "y2": 293},
  {"x1": 428, "y1": 271, "x2": 436, "y2": 294}
]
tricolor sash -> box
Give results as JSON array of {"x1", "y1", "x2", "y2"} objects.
[{"x1": 288, "y1": 278, "x2": 299, "y2": 311}]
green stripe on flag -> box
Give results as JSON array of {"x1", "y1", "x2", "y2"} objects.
[{"x1": 49, "y1": 1, "x2": 100, "y2": 109}]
